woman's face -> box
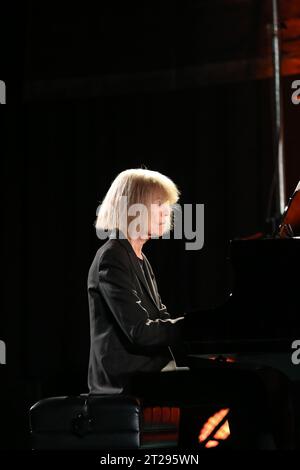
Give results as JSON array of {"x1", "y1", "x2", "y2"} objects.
[{"x1": 148, "y1": 197, "x2": 171, "y2": 237}]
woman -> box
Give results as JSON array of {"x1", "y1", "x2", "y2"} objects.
[
  {"x1": 87, "y1": 168, "x2": 185, "y2": 395},
  {"x1": 87, "y1": 168, "x2": 295, "y2": 449}
]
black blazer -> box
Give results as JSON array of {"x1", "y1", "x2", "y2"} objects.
[{"x1": 87, "y1": 232, "x2": 185, "y2": 394}]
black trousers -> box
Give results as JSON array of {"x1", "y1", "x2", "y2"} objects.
[{"x1": 129, "y1": 359, "x2": 295, "y2": 450}]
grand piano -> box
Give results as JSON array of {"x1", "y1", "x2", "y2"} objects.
[
  {"x1": 182, "y1": 181, "x2": 300, "y2": 384},
  {"x1": 133, "y1": 228, "x2": 300, "y2": 449},
  {"x1": 136, "y1": 183, "x2": 300, "y2": 450}
]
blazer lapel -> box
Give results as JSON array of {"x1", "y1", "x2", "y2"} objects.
[
  {"x1": 129, "y1": 249, "x2": 160, "y2": 309},
  {"x1": 110, "y1": 231, "x2": 159, "y2": 309},
  {"x1": 142, "y1": 255, "x2": 160, "y2": 307}
]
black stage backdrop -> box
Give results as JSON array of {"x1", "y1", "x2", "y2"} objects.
[{"x1": 1, "y1": 1, "x2": 300, "y2": 449}]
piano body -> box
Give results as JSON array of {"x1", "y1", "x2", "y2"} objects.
[{"x1": 133, "y1": 237, "x2": 300, "y2": 450}]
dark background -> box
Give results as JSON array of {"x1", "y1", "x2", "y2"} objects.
[{"x1": 1, "y1": 0, "x2": 300, "y2": 449}]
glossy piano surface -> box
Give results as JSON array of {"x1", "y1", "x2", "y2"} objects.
[{"x1": 182, "y1": 238, "x2": 300, "y2": 355}]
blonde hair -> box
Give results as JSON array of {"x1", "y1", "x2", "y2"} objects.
[{"x1": 95, "y1": 168, "x2": 180, "y2": 238}]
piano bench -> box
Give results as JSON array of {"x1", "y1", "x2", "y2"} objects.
[{"x1": 29, "y1": 394, "x2": 141, "y2": 450}]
